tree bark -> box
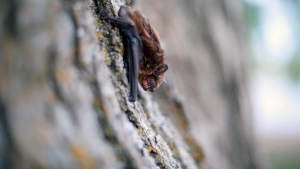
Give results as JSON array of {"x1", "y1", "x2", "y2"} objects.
[
  {"x1": 138, "y1": 1, "x2": 264, "y2": 169},
  {"x1": 0, "y1": 0, "x2": 263, "y2": 169}
]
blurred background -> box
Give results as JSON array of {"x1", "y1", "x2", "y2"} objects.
[
  {"x1": 1, "y1": 0, "x2": 299, "y2": 168},
  {"x1": 138, "y1": 0, "x2": 300, "y2": 168},
  {"x1": 245, "y1": 0, "x2": 300, "y2": 168}
]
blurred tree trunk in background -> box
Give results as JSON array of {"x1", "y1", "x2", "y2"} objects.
[
  {"x1": 0, "y1": 0, "x2": 264, "y2": 169},
  {"x1": 138, "y1": 0, "x2": 265, "y2": 169}
]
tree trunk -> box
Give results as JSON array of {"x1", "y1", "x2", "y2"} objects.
[
  {"x1": 138, "y1": 1, "x2": 264, "y2": 169},
  {"x1": 0, "y1": 0, "x2": 263, "y2": 169}
]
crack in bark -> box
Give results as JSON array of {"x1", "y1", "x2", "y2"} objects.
[
  {"x1": 0, "y1": 96, "x2": 14, "y2": 169},
  {"x1": 47, "y1": 48, "x2": 79, "y2": 125},
  {"x1": 3, "y1": 0, "x2": 17, "y2": 36}
]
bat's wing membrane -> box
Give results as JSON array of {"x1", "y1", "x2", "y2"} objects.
[{"x1": 127, "y1": 38, "x2": 140, "y2": 102}]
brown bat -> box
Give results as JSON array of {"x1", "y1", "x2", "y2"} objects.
[{"x1": 101, "y1": 6, "x2": 168, "y2": 102}]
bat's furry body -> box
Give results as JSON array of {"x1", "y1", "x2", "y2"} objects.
[
  {"x1": 125, "y1": 8, "x2": 168, "y2": 91},
  {"x1": 101, "y1": 6, "x2": 168, "y2": 102}
]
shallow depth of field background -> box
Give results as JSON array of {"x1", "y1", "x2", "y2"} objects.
[
  {"x1": 1, "y1": 0, "x2": 299, "y2": 168},
  {"x1": 245, "y1": 0, "x2": 300, "y2": 168}
]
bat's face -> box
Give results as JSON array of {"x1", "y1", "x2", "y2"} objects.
[{"x1": 139, "y1": 64, "x2": 168, "y2": 92}]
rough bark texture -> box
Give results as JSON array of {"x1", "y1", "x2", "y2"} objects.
[
  {"x1": 137, "y1": 1, "x2": 264, "y2": 169},
  {"x1": 0, "y1": 0, "x2": 262, "y2": 169}
]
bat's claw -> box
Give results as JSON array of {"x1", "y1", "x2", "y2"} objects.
[
  {"x1": 128, "y1": 96, "x2": 136, "y2": 102},
  {"x1": 100, "y1": 10, "x2": 109, "y2": 20}
]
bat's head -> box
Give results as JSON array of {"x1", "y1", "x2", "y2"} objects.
[{"x1": 139, "y1": 64, "x2": 168, "y2": 92}]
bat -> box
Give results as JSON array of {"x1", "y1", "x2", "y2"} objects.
[{"x1": 100, "y1": 6, "x2": 168, "y2": 102}]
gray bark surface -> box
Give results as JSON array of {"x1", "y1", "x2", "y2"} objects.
[
  {"x1": 138, "y1": 1, "x2": 264, "y2": 169},
  {"x1": 0, "y1": 0, "x2": 263, "y2": 169}
]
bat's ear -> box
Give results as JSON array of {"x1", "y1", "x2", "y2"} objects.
[{"x1": 154, "y1": 64, "x2": 168, "y2": 76}]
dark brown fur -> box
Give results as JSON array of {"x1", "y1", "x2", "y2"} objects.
[{"x1": 125, "y1": 7, "x2": 168, "y2": 91}]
